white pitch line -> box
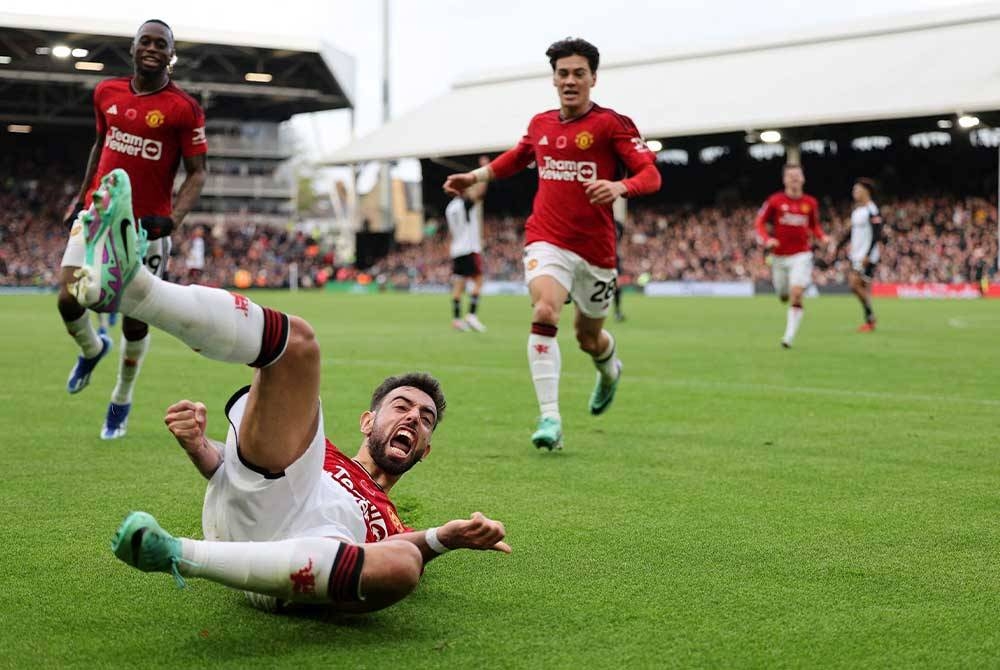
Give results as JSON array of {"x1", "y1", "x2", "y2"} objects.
[{"x1": 324, "y1": 357, "x2": 1000, "y2": 408}]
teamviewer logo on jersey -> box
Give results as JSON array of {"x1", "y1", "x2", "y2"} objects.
[
  {"x1": 577, "y1": 162, "x2": 597, "y2": 182},
  {"x1": 105, "y1": 126, "x2": 163, "y2": 161},
  {"x1": 538, "y1": 156, "x2": 597, "y2": 184},
  {"x1": 141, "y1": 139, "x2": 163, "y2": 161}
]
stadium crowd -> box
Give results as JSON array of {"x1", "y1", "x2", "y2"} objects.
[
  {"x1": 2, "y1": 166, "x2": 996, "y2": 289},
  {"x1": 374, "y1": 196, "x2": 998, "y2": 288}
]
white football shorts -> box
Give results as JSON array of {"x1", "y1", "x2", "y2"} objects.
[
  {"x1": 201, "y1": 386, "x2": 367, "y2": 544},
  {"x1": 523, "y1": 241, "x2": 618, "y2": 319},
  {"x1": 62, "y1": 215, "x2": 171, "y2": 279},
  {"x1": 771, "y1": 251, "x2": 813, "y2": 297}
]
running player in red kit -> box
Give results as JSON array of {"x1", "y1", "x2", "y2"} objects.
[
  {"x1": 443, "y1": 38, "x2": 661, "y2": 451},
  {"x1": 754, "y1": 164, "x2": 829, "y2": 348},
  {"x1": 59, "y1": 19, "x2": 207, "y2": 439}
]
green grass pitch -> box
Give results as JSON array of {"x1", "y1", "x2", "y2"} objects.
[{"x1": 2, "y1": 292, "x2": 998, "y2": 669}]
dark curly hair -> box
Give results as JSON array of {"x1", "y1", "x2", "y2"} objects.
[
  {"x1": 546, "y1": 37, "x2": 599, "y2": 73},
  {"x1": 370, "y1": 372, "x2": 446, "y2": 426}
]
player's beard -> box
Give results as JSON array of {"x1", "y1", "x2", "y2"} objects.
[{"x1": 367, "y1": 422, "x2": 423, "y2": 476}]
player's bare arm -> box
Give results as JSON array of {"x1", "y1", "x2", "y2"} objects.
[
  {"x1": 393, "y1": 512, "x2": 511, "y2": 563},
  {"x1": 64, "y1": 139, "x2": 103, "y2": 225},
  {"x1": 171, "y1": 153, "x2": 208, "y2": 226},
  {"x1": 164, "y1": 399, "x2": 223, "y2": 478},
  {"x1": 444, "y1": 169, "x2": 487, "y2": 197},
  {"x1": 463, "y1": 155, "x2": 491, "y2": 202}
]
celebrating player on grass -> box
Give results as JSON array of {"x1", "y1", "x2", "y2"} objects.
[
  {"x1": 443, "y1": 37, "x2": 661, "y2": 451},
  {"x1": 67, "y1": 169, "x2": 508, "y2": 613}
]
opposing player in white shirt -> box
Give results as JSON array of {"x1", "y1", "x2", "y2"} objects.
[
  {"x1": 445, "y1": 156, "x2": 489, "y2": 332},
  {"x1": 838, "y1": 178, "x2": 883, "y2": 332}
]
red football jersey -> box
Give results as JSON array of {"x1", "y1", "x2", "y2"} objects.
[
  {"x1": 86, "y1": 77, "x2": 207, "y2": 218},
  {"x1": 754, "y1": 192, "x2": 825, "y2": 256},
  {"x1": 323, "y1": 441, "x2": 411, "y2": 543},
  {"x1": 490, "y1": 104, "x2": 660, "y2": 268}
]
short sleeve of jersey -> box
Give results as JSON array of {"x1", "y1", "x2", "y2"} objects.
[
  {"x1": 608, "y1": 113, "x2": 655, "y2": 174},
  {"x1": 180, "y1": 100, "x2": 208, "y2": 157}
]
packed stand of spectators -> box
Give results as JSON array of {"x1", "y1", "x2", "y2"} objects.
[
  {"x1": 2, "y1": 165, "x2": 996, "y2": 290},
  {"x1": 0, "y1": 182, "x2": 80, "y2": 287},
  {"x1": 371, "y1": 215, "x2": 524, "y2": 288},
  {"x1": 0, "y1": 161, "x2": 335, "y2": 289},
  {"x1": 374, "y1": 196, "x2": 998, "y2": 288},
  {"x1": 171, "y1": 223, "x2": 335, "y2": 289}
]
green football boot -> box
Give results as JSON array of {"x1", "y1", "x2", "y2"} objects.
[
  {"x1": 589, "y1": 360, "x2": 623, "y2": 416},
  {"x1": 70, "y1": 168, "x2": 147, "y2": 312},
  {"x1": 531, "y1": 416, "x2": 563, "y2": 451},
  {"x1": 111, "y1": 511, "x2": 187, "y2": 586}
]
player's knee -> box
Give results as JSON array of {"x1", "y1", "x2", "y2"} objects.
[
  {"x1": 532, "y1": 301, "x2": 560, "y2": 325},
  {"x1": 122, "y1": 318, "x2": 148, "y2": 341},
  {"x1": 56, "y1": 287, "x2": 85, "y2": 321},
  {"x1": 284, "y1": 316, "x2": 319, "y2": 363},
  {"x1": 361, "y1": 541, "x2": 422, "y2": 602},
  {"x1": 395, "y1": 542, "x2": 423, "y2": 591}
]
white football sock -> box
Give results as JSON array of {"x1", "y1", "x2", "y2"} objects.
[
  {"x1": 528, "y1": 330, "x2": 561, "y2": 420},
  {"x1": 66, "y1": 312, "x2": 102, "y2": 358},
  {"x1": 783, "y1": 306, "x2": 804, "y2": 344},
  {"x1": 120, "y1": 268, "x2": 273, "y2": 365},
  {"x1": 179, "y1": 537, "x2": 363, "y2": 604},
  {"x1": 110, "y1": 333, "x2": 149, "y2": 404},
  {"x1": 592, "y1": 330, "x2": 621, "y2": 384}
]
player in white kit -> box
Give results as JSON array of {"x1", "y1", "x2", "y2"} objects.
[
  {"x1": 837, "y1": 178, "x2": 882, "y2": 332},
  {"x1": 445, "y1": 156, "x2": 489, "y2": 332}
]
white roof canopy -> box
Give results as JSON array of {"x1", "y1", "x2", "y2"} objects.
[{"x1": 324, "y1": 3, "x2": 1000, "y2": 164}]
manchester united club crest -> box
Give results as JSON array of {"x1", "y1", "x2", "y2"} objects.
[
  {"x1": 575, "y1": 131, "x2": 594, "y2": 150},
  {"x1": 146, "y1": 110, "x2": 165, "y2": 128},
  {"x1": 527, "y1": 258, "x2": 539, "y2": 271},
  {"x1": 801, "y1": 203, "x2": 811, "y2": 213}
]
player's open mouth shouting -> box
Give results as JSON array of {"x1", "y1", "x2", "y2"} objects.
[{"x1": 389, "y1": 425, "x2": 417, "y2": 458}]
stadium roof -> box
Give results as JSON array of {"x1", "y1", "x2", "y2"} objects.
[
  {"x1": 0, "y1": 12, "x2": 355, "y2": 124},
  {"x1": 324, "y1": 3, "x2": 1000, "y2": 164}
]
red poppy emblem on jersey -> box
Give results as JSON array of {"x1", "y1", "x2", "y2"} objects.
[
  {"x1": 534, "y1": 344, "x2": 550, "y2": 355},
  {"x1": 146, "y1": 109, "x2": 165, "y2": 128},
  {"x1": 556, "y1": 136, "x2": 568, "y2": 149},
  {"x1": 125, "y1": 108, "x2": 138, "y2": 120},
  {"x1": 575, "y1": 131, "x2": 594, "y2": 150}
]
